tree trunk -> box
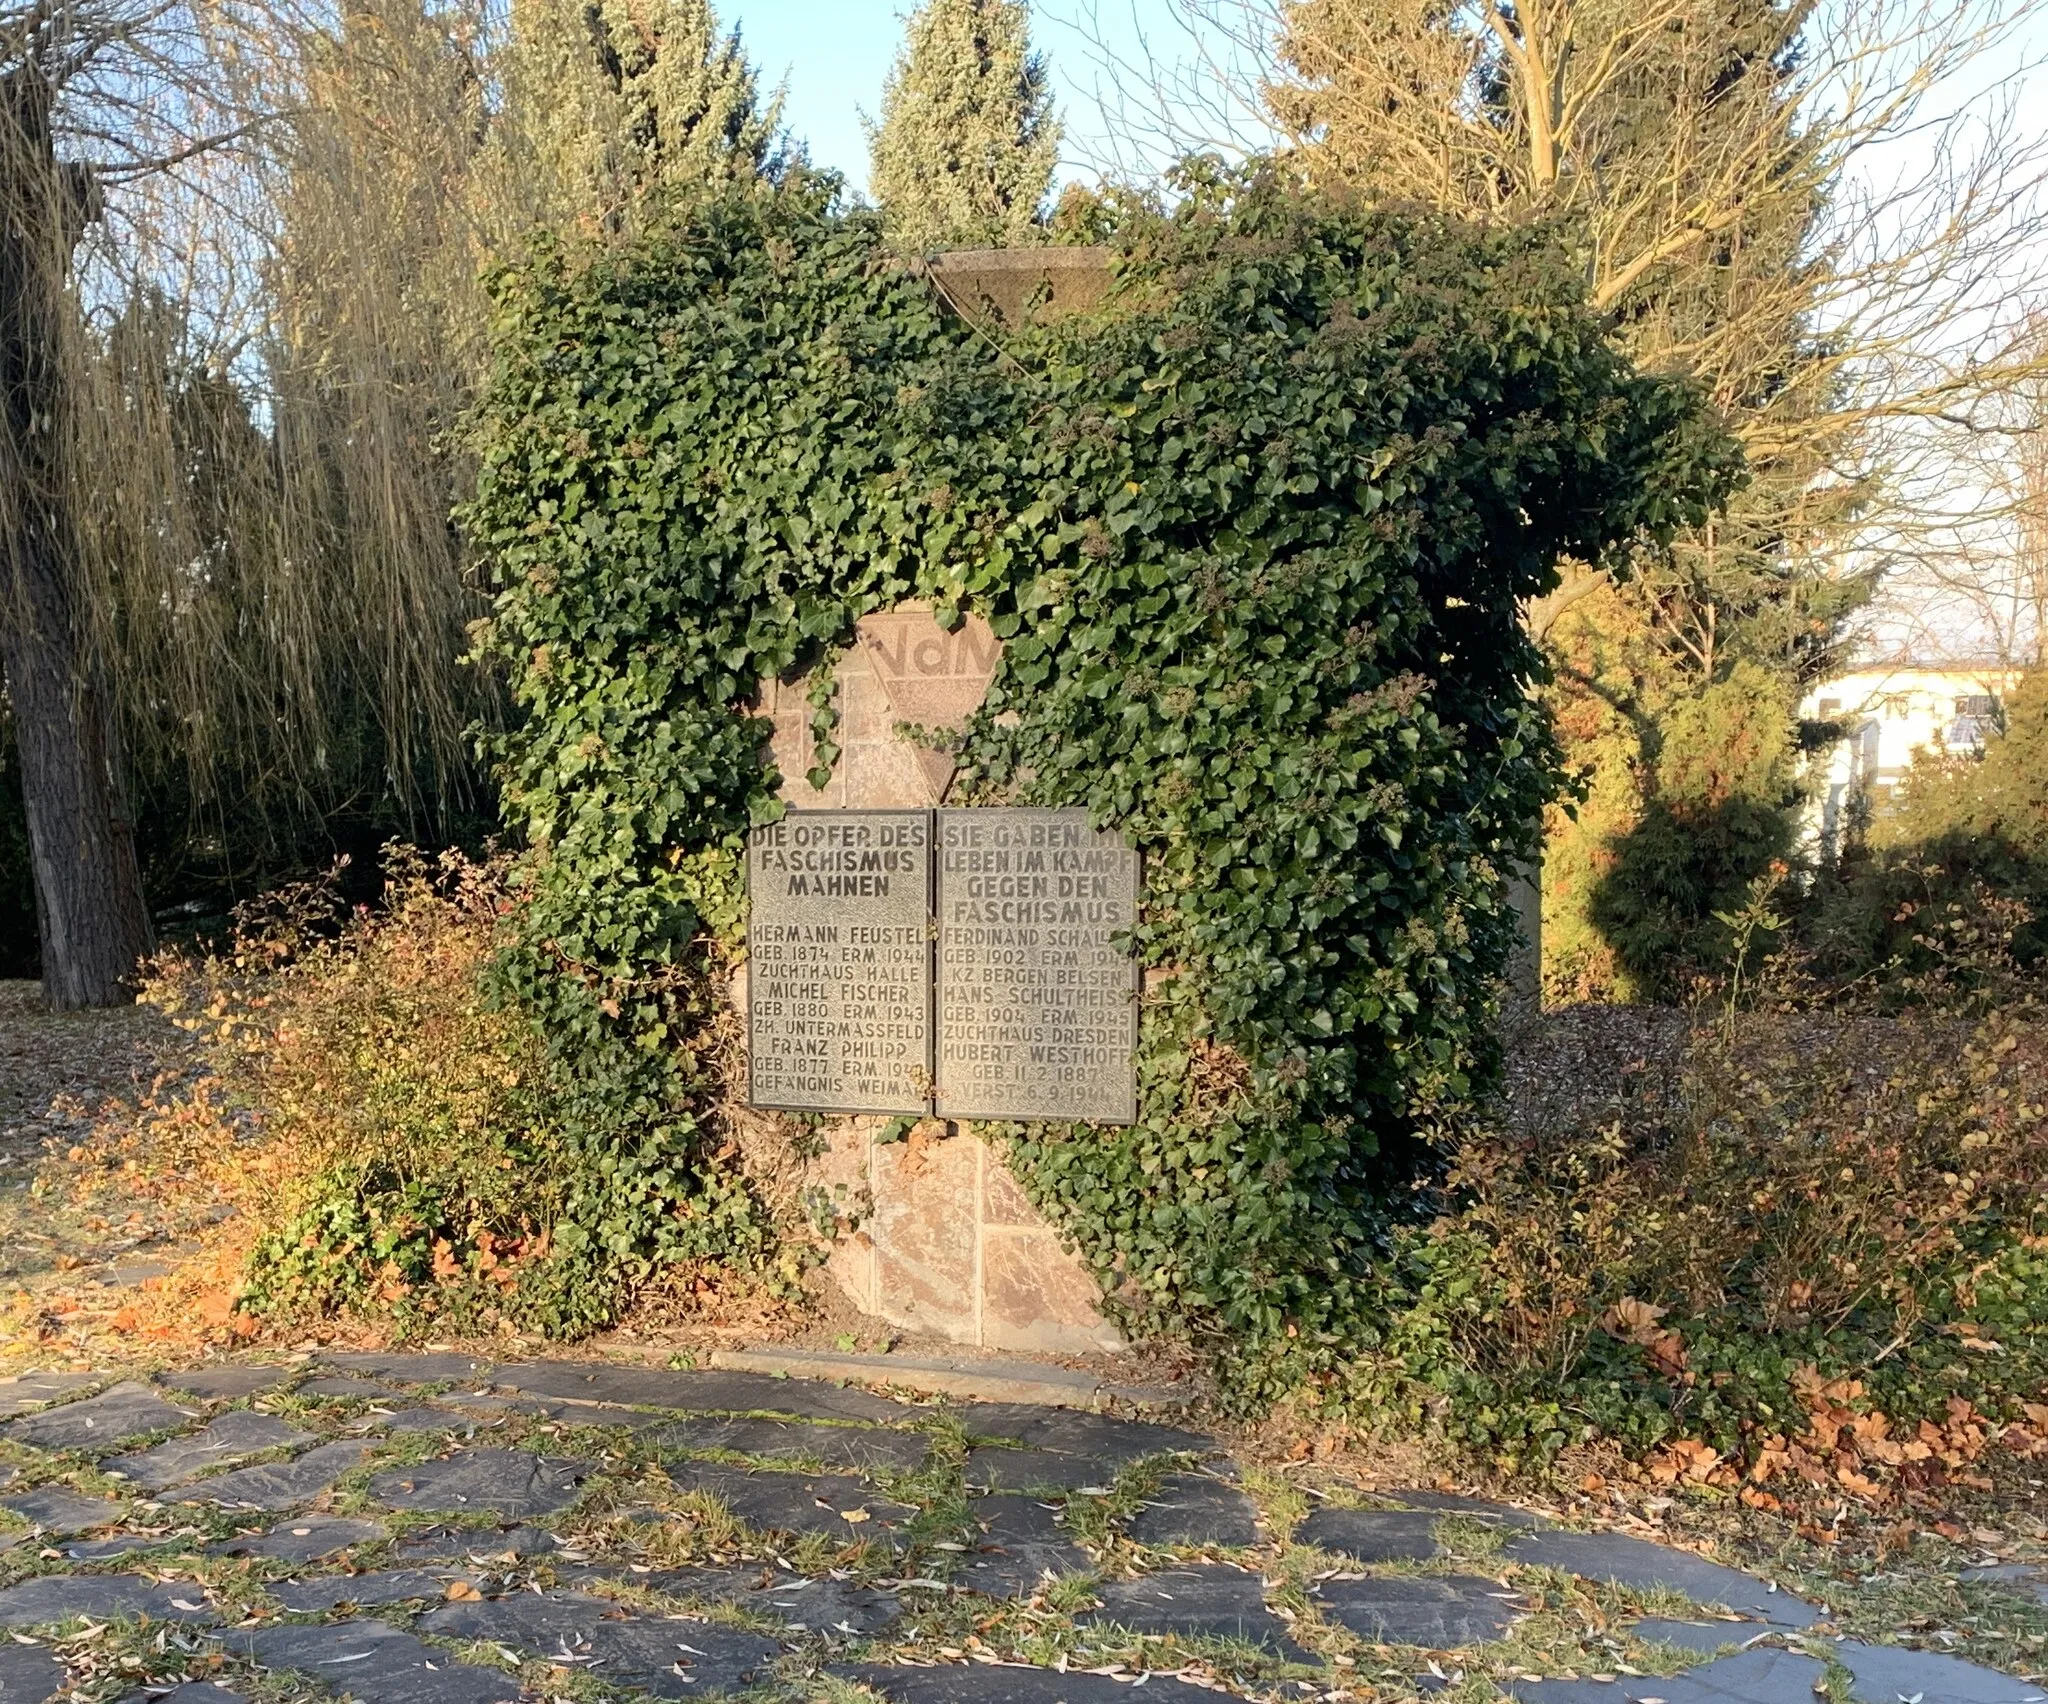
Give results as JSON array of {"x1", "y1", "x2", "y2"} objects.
[{"x1": 0, "y1": 69, "x2": 153, "y2": 1008}]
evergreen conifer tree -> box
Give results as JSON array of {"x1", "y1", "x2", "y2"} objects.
[
  {"x1": 506, "y1": 0, "x2": 782, "y2": 234},
  {"x1": 868, "y1": 0, "x2": 1060, "y2": 252}
]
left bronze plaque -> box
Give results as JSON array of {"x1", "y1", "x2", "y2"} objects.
[{"x1": 747, "y1": 810, "x2": 932, "y2": 1114}]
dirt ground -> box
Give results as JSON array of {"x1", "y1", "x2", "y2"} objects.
[
  {"x1": 0, "y1": 979, "x2": 189, "y2": 1169},
  {"x1": 0, "y1": 981, "x2": 205, "y2": 1350}
]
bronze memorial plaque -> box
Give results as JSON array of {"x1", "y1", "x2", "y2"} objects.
[
  {"x1": 747, "y1": 811, "x2": 932, "y2": 1115},
  {"x1": 935, "y1": 807, "x2": 1139, "y2": 1123}
]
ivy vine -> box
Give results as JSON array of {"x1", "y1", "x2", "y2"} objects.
[
  {"x1": 803, "y1": 645, "x2": 843, "y2": 792},
  {"x1": 464, "y1": 165, "x2": 1739, "y2": 1398}
]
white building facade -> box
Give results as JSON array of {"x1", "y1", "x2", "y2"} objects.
[{"x1": 1797, "y1": 660, "x2": 2022, "y2": 858}]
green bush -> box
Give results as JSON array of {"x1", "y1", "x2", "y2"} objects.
[
  {"x1": 1540, "y1": 650, "x2": 1800, "y2": 1004},
  {"x1": 1586, "y1": 661, "x2": 1801, "y2": 995},
  {"x1": 463, "y1": 164, "x2": 1737, "y2": 1396}
]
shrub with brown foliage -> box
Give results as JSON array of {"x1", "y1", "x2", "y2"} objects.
[
  {"x1": 102, "y1": 845, "x2": 829, "y2": 1341},
  {"x1": 135, "y1": 849, "x2": 578, "y2": 1334},
  {"x1": 1351, "y1": 902, "x2": 2048, "y2": 1501}
]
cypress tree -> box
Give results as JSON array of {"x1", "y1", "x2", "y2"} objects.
[
  {"x1": 867, "y1": 0, "x2": 1061, "y2": 252},
  {"x1": 507, "y1": 0, "x2": 783, "y2": 233}
]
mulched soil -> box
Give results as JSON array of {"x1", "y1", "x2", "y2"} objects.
[
  {"x1": 1498, "y1": 1000, "x2": 1692, "y2": 1138},
  {"x1": 0, "y1": 980, "x2": 189, "y2": 1175}
]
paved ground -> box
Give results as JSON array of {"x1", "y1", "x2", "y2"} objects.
[{"x1": 3, "y1": 1359, "x2": 2045, "y2": 1702}]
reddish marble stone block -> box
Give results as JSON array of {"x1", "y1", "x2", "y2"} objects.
[{"x1": 749, "y1": 603, "x2": 1122, "y2": 1354}]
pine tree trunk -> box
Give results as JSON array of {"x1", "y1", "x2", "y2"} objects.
[{"x1": 0, "y1": 69, "x2": 153, "y2": 1008}]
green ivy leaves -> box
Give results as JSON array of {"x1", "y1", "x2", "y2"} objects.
[{"x1": 463, "y1": 165, "x2": 1737, "y2": 1398}]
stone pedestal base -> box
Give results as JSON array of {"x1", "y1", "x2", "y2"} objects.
[{"x1": 816, "y1": 1120, "x2": 1123, "y2": 1356}]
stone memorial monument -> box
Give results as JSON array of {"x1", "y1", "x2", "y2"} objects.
[
  {"x1": 750, "y1": 607, "x2": 1133, "y2": 1355},
  {"x1": 732, "y1": 246, "x2": 1540, "y2": 1354}
]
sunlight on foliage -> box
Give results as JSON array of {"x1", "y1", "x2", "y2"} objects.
[{"x1": 463, "y1": 163, "x2": 1735, "y2": 1397}]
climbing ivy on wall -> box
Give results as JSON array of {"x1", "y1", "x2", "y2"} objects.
[{"x1": 464, "y1": 166, "x2": 1740, "y2": 1397}]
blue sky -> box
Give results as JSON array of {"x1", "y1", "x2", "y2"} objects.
[
  {"x1": 727, "y1": 0, "x2": 1259, "y2": 198},
  {"x1": 725, "y1": 0, "x2": 2048, "y2": 213},
  {"x1": 723, "y1": 0, "x2": 902, "y2": 190}
]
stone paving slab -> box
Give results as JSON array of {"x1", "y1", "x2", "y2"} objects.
[
  {"x1": 491, "y1": 1360, "x2": 906, "y2": 1422},
  {"x1": 0, "y1": 1373, "x2": 98, "y2": 1418},
  {"x1": 318, "y1": 1352, "x2": 493, "y2": 1384},
  {"x1": 180, "y1": 1440, "x2": 374, "y2": 1511},
  {"x1": 1834, "y1": 1638, "x2": 2048, "y2": 1703},
  {"x1": 0, "y1": 1485, "x2": 127, "y2": 1535},
  {"x1": 666, "y1": 1461, "x2": 917, "y2": 1543},
  {"x1": 571, "y1": 1562, "x2": 905, "y2": 1636},
  {"x1": 297, "y1": 1375, "x2": 401, "y2": 1399},
  {"x1": 838, "y1": 1661, "x2": 1229, "y2": 1701},
  {"x1": 1312, "y1": 1572, "x2": 1524, "y2": 1647},
  {"x1": 1378, "y1": 1490, "x2": 1547, "y2": 1528},
  {"x1": 7, "y1": 1357, "x2": 2047, "y2": 1704},
  {"x1": 3, "y1": 1381, "x2": 196, "y2": 1450},
  {"x1": 965, "y1": 1447, "x2": 1117, "y2": 1493},
  {"x1": 1508, "y1": 1647, "x2": 1831, "y2": 1703},
  {"x1": 232, "y1": 1618, "x2": 519, "y2": 1704},
  {"x1": 368, "y1": 1447, "x2": 589, "y2": 1517},
  {"x1": 0, "y1": 1573, "x2": 218, "y2": 1629},
  {"x1": 349, "y1": 1405, "x2": 480, "y2": 1435},
  {"x1": 269, "y1": 1565, "x2": 489, "y2": 1613},
  {"x1": 1081, "y1": 1565, "x2": 1312, "y2": 1658},
  {"x1": 651, "y1": 1413, "x2": 932, "y2": 1472},
  {"x1": 156, "y1": 1367, "x2": 292, "y2": 1400},
  {"x1": 1504, "y1": 1530, "x2": 1819, "y2": 1628},
  {"x1": 420, "y1": 1589, "x2": 783, "y2": 1698},
  {"x1": 1125, "y1": 1474, "x2": 1259, "y2": 1548},
  {"x1": 732, "y1": 1572, "x2": 904, "y2": 1636},
  {"x1": 1964, "y1": 1562, "x2": 2048, "y2": 1606},
  {"x1": 209, "y1": 1515, "x2": 388, "y2": 1562},
  {"x1": 440, "y1": 1391, "x2": 673, "y2": 1430},
  {"x1": 388, "y1": 1523, "x2": 562, "y2": 1563},
  {"x1": 65, "y1": 1530, "x2": 194, "y2": 1560},
  {"x1": 0, "y1": 1642, "x2": 64, "y2": 1703},
  {"x1": 718, "y1": 1346, "x2": 1129, "y2": 1406},
  {"x1": 959, "y1": 1495, "x2": 1093, "y2": 1598},
  {"x1": 1295, "y1": 1506, "x2": 1443, "y2": 1562},
  {"x1": 956, "y1": 1405, "x2": 1211, "y2": 1461},
  {"x1": 103, "y1": 1408, "x2": 315, "y2": 1491}
]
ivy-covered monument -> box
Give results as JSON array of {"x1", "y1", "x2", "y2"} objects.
[{"x1": 467, "y1": 170, "x2": 1737, "y2": 1402}]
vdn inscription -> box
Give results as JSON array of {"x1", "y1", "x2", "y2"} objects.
[
  {"x1": 747, "y1": 811, "x2": 932, "y2": 1115},
  {"x1": 935, "y1": 809, "x2": 1138, "y2": 1123}
]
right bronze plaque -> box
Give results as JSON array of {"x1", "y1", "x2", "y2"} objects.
[{"x1": 934, "y1": 807, "x2": 1139, "y2": 1124}]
